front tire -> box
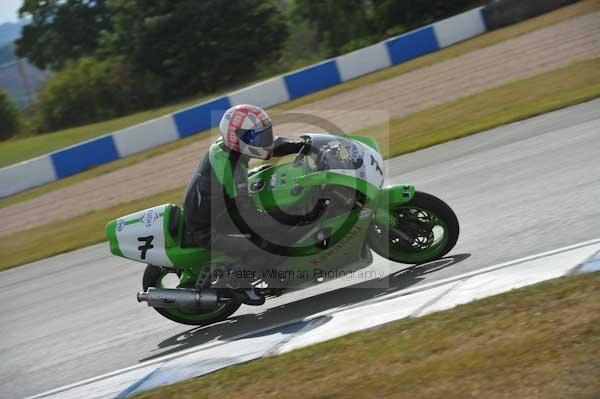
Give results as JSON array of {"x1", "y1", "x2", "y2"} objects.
[
  {"x1": 367, "y1": 191, "x2": 459, "y2": 264},
  {"x1": 142, "y1": 265, "x2": 241, "y2": 326}
]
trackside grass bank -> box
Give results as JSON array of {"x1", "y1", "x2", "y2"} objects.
[
  {"x1": 0, "y1": 0, "x2": 598, "y2": 172},
  {"x1": 362, "y1": 58, "x2": 600, "y2": 158},
  {"x1": 1, "y1": 58, "x2": 599, "y2": 271},
  {"x1": 0, "y1": 187, "x2": 182, "y2": 269},
  {"x1": 133, "y1": 272, "x2": 600, "y2": 399}
]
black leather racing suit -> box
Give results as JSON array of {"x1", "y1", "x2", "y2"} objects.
[{"x1": 182, "y1": 137, "x2": 306, "y2": 268}]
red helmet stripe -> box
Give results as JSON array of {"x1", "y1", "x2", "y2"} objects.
[{"x1": 227, "y1": 107, "x2": 250, "y2": 152}]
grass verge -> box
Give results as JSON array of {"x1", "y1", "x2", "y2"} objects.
[
  {"x1": 361, "y1": 58, "x2": 600, "y2": 158},
  {"x1": 133, "y1": 271, "x2": 600, "y2": 399},
  {"x1": 1, "y1": 58, "x2": 599, "y2": 271},
  {"x1": 0, "y1": 0, "x2": 598, "y2": 170},
  {"x1": 0, "y1": 187, "x2": 182, "y2": 269}
]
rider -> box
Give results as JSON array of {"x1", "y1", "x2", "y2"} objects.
[{"x1": 182, "y1": 104, "x2": 306, "y2": 283}]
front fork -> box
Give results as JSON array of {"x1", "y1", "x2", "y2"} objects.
[{"x1": 373, "y1": 184, "x2": 415, "y2": 227}]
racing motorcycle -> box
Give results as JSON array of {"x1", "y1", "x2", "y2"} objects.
[{"x1": 105, "y1": 133, "x2": 459, "y2": 325}]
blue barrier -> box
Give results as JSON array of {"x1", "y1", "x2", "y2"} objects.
[
  {"x1": 173, "y1": 96, "x2": 232, "y2": 138},
  {"x1": 50, "y1": 135, "x2": 119, "y2": 179},
  {"x1": 0, "y1": 7, "x2": 487, "y2": 197},
  {"x1": 284, "y1": 60, "x2": 342, "y2": 99},
  {"x1": 386, "y1": 26, "x2": 440, "y2": 65}
]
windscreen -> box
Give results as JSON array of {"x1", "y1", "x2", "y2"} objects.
[{"x1": 306, "y1": 134, "x2": 364, "y2": 171}]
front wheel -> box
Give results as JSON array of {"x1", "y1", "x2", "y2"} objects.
[
  {"x1": 142, "y1": 265, "x2": 241, "y2": 326},
  {"x1": 367, "y1": 191, "x2": 459, "y2": 264}
]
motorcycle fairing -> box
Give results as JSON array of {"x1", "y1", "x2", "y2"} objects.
[
  {"x1": 106, "y1": 204, "x2": 231, "y2": 269},
  {"x1": 107, "y1": 204, "x2": 173, "y2": 267}
]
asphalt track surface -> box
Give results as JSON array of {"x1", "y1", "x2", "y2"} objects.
[{"x1": 1, "y1": 100, "x2": 600, "y2": 398}]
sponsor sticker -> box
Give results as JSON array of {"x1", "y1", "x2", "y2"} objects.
[
  {"x1": 116, "y1": 218, "x2": 125, "y2": 232},
  {"x1": 347, "y1": 143, "x2": 361, "y2": 162},
  {"x1": 140, "y1": 209, "x2": 159, "y2": 228}
]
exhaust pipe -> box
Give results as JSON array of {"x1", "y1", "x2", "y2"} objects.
[{"x1": 137, "y1": 287, "x2": 218, "y2": 309}]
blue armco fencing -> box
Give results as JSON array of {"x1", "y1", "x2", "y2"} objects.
[
  {"x1": 173, "y1": 96, "x2": 232, "y2": 138},
  {"x1": 385, "y1": 26, "x2": 440, "y2": 64},
  {"x1": 0, "y1": 7, "x2": 487, "y2": 197},
  {"x1": 51, "y1": 135, "x2": 120, "y2": 179},
  {"x1": 284, "y1": 60, "x2": 342, "y2": 99}
]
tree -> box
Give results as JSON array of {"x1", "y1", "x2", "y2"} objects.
[
  {"x1": 104, "y1": 0, "x2": 289, "y2": 97},
  {"x1": 372, "y1": 0, "x2": 485, "y2": 34},
  {"x1": 0, "y1": 90, "x2": 21, "y2": 140},
  {"x1": 16, "y1": 0, "x2": 112, "y2": 70},
  {"x1": 35, "y1": 56, "x2": 156, "y2": 132},
  {"x1": 290, "y1": 0, "x2": 374, "y2": 56}
]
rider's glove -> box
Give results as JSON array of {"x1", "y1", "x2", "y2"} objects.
[{"x1": 272, "y1": 136, "x2": 306, "y2": 157}]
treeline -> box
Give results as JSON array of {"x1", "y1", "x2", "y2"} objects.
[{"x1": 2, "y1": 0, "x2": 484, "y2": 138}]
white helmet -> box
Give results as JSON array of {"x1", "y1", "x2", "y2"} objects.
[{"x1": 219, "y1": 104, "x2": 274, "y2": 159}]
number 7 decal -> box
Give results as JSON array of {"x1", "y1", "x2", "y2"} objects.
[
  {"x1": 137, "y1": 235, "x2": 154, "y2": 260},
  {"x1": 370, "y1": 155, "x2": 383, "y2": 175}
]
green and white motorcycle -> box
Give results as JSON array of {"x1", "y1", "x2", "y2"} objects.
[{"x1": 106, "y1": 134, "x2": 459, "y2": 325}]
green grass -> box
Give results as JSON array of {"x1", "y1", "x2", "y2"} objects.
[
  {"x1": 133, "y1": 271, "x2": 600, "y2": 399},
  {"x1": 361, "y1": 58, "x2": 600, "y2": 159},
  {"x1": 1, "y1": 0, "x2": 598, "y2": 171},
  {"x1": 0, "y1": 187, "x2": 183, "y2": 269},
  {"x1": 1, "y1": 58, "x2": 599, "y2": 271}
]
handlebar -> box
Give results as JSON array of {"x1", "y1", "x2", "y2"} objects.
[{"x1": 293, "y1": 143, "x2": 311, "y2": 164}]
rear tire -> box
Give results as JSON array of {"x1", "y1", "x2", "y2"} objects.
[
  {"x1": 367, "y1": 191, "x2": 459, "y2": 264},
  {"x1": 142, "y1": 264, "x2": 241, "y2": 326}
]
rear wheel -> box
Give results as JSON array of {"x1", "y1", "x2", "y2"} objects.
[
  {"x1": 142, "y1": 264, "x2": 241, "y2": 326},
  {"x1": 367, "y1": 191, "x2": 459, "y2": 264}
]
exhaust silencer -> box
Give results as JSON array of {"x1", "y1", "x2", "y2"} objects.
[{"x1": 137, "y1": 287, "x2": 218, "y2": 309}]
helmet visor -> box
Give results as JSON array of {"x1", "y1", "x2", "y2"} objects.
[{"x1": 236, "y1": 125, "x2": 273, "y2": 147}]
